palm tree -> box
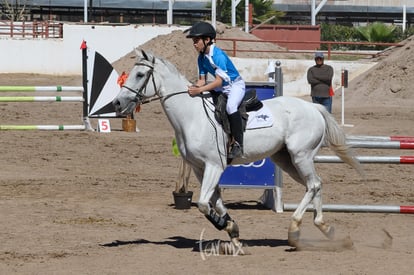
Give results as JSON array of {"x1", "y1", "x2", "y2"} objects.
[{"x1": 356, "y1": 22, "x2": 397, "y2": 49}]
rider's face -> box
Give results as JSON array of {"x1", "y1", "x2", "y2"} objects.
[
  {"x1": 192, "y1": 37, "x2": 201, "y2": 44},
  {"x1": 192, "y1": 37, "x2": 208, "y2": 53}
]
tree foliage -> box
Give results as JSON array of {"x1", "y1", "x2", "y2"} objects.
[
  {"x1": 356, "y1": 22, "x2": 397, "y2": 43},
  {"x1": 210, "y1": 0, "x2": 283, "y2": 26},
  {"x1": 251, "y1": 0, "x2": 285, "y2": 25},
  {"x1": 321, "y1": 22, "x2": 413, "y2": 51},
  {"x1": 0, "y1": 0, "x2": 28, "y2": 21}
]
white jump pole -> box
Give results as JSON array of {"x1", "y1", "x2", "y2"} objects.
[
  {"x1": 284, "y1": 203, "x2": 414, "y2": 214},
  {"x1": 314, "y1": 155, "x2": 414, "y2": 164},
  {"x1": 0, "y1": 125, "x2": 86, "y2": 131},
  {"x1": 0, "y1": 86, "x2": 83, "y2": 92},
  {"x1": 0, "y1": 96, "x2": 84, "y2": 102}
]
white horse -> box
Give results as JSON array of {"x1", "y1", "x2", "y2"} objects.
[{"x1": 112, "y1": 50, "x2": 362, "y2": 249}]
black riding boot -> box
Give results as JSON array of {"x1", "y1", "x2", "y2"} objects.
[{"x1": 228, "y1": 111, "x2": 244, "y2": 159}]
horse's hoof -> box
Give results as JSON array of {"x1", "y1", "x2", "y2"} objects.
[
  {"x1": 223, "y1": 238, "x2": 246, "y2": 256},
  {"x1": 231, "y1": 237, "x2": 242, "y2": 248},
  {"x1": 225, "y1": 220, "x2": 240, "y2": 239},
  {"x1": 324, "y1": 225, "x2": 335, "y2": 240},
  {"x1": 316, "y1": 223, "x2": 335, "y2": 240},
  {"x1": 288, "y1": 230, "x2": 300, "y2": 247}
]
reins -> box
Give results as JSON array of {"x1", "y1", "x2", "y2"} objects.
[
  {"x1": 123, "y1": 87, "x2": 187, "y2": 105},
  {"x1": 160, "y1": 91, "x2": 189, "y2": 104},
  {"x1": 200, "y1": 93, "x2": 227, "y2": 168}
]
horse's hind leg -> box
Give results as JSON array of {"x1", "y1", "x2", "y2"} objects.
[
  {"x1": 271, "y1": 150, "x2": 309, "y2": 245},
  {"x1": 312, "y1": 183, "x2": 335, "y2": 240},
  {"x1": 274, "y1": 147, "x2": 334, "y2": 246},
  {"x1": 295, "y1": 171, "x2": 335, "y2": 245}
]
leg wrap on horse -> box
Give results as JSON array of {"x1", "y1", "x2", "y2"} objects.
[
  {"x1": 205, "y1": 210, "x2": 240, "y2": 239},
  {"x1": 205, "y1": 210, "x2": 232, "y2": 230}
]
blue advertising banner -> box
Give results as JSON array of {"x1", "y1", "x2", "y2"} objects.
[
  {"x1": 219, "y1": 82, "x2": 276, "y2": 188},
  {"x1": 219, "y1": 158, "x2": 275, "y2": 188}
]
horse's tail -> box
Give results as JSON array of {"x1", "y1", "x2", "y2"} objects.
[{"x1": 316, "y1": 104, "x2": 364, "y2": 176}]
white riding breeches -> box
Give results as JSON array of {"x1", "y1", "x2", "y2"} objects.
[{"x1": 222, "y1": 77, "x2": 246, "y2": 114}]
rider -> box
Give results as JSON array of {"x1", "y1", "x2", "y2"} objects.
[{"x1": 186, "y1": 21, "x2": 246, "y2": 159}]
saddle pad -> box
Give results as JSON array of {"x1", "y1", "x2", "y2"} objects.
[{"x1": 246, "y1": 105, "x2": 273, "y2": 130}]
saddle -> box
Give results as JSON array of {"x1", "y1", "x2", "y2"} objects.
[{"x1": 211, "y1": 89, "x2": 264, "y2": 135}]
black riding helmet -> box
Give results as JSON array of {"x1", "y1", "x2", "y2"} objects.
[
  {"x1": 185, "y1": 22, "x2": 216, "y2": 54},
  {"x1": 185, "y1": 21, "x2": 216, "y2": 40}
]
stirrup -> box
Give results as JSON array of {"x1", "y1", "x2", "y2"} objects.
[{"x1": 228, "y1": 142, "x2": 243, "y2": 159}]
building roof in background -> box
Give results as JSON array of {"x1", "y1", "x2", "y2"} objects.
[
  {"x1": 30, "y1": 0, "x2": 208, "y2": 10},
  {"x1": 27, "y1": 1, "x2": 414, "y2": 14}
]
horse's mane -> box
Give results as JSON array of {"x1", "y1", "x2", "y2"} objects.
[
  {"x1": 137, "y1": 49, "x2": 189, "y2": 83},
  {"x1": 159, "y1": 57, "x2": 181, "y2": 75}
]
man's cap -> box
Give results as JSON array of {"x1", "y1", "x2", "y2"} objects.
[{"x1": 315, "y1": 52, "x2": 324, "y2": 58}]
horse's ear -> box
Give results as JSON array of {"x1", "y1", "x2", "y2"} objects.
[
  {"x1": 140, "y1": 50, "x2": 155, "y2": 64},
  {"x1": 133, "y1": 48, "x2": 148, "y2": 60},
  {"x1": 134, "y1": 47, "x2": 141, "y2": 58},
  {"x1": 141, "y1": 49, "x2": 149, "y2": 61}
]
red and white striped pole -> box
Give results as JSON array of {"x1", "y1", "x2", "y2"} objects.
[
  {"x1": 284, "y1": 203, "x2": 414, "y2": 214},
  {"x1": 346, "y1": 140, "x2": 414, "y2": 150},
  {"x1": 347, "y1": 135, "x2": 414, "y2": 142}
]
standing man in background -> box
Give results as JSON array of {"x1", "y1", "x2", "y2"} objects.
[{"x1": 307, "y1": 52, "x2": 334, "y2": 113}]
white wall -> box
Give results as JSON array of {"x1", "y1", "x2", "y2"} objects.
[{"x1": 0, "y1": 23, "x2": 187, "y2": 75}]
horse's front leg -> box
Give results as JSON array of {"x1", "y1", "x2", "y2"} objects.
[
  {"x1": 197, "y1": 164, "x2": 242, "y2": 249},
  {"x1": 209, "y1": 186, "x2": 242, "y2": 249}
]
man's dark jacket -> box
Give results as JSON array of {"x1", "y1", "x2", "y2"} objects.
[{"x1": 307, "y1": 64, "x2": 334, "y2": 97}]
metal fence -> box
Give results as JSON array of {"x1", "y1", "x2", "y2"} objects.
[
  {"x1": 0, "y1": 20, "x2": 63, "y2": 38},
  {"x1": 217, "y1": 37, "x2": 403, "y2": 59}
]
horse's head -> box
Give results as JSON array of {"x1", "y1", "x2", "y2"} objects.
[{"x1": 112, "y1": 49, "x2": 158, "y2": 116}]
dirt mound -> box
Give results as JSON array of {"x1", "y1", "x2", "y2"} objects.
[{"x1": 343, "y1": 35, "x2": 414, "y2": 107}]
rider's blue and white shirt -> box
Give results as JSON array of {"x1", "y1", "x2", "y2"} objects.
[{"x1": 197, "y1": 44, "x2": 241, "y2": 87}]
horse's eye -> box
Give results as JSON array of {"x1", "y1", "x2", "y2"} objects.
[{"x1": 136, "y1": 72, "x2": 145, "y2": 78}]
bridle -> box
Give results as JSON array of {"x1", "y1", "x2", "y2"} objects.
[
  {"x1": 121, "y1": 61, "x2": 187, "y2": 105},
  {"x1": 121, "y1": 62, "x2": 157, "y2": 105}
]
